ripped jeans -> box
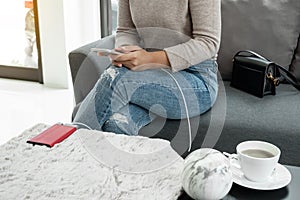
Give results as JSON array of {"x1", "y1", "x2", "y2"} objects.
[{"x1": 73, "y1": 59, "x2": 218, "y2": 135}]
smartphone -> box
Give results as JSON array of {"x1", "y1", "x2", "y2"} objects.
[{"x1": 90, "y1": 48, "x2": 123, "y2": 56}]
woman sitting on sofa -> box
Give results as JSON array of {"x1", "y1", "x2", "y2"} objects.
[{"x1": 74, "y1": 0, "x2": 221, "y2": 135}]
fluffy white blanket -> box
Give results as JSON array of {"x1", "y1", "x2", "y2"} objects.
[{"x1": 0, "y1": 124, "x2": 183, "y2": 200}]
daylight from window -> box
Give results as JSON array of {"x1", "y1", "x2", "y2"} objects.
[
  {"x1": 111, "y1": 0, "x2": 118, "y2": 34},
  {"x1": 0, "y1": 0, "x2": 38, "y2": 68}
]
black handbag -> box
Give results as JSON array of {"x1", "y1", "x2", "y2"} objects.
[{"x1": 231, "y1": 50, "x2": 300, "y2": 98}]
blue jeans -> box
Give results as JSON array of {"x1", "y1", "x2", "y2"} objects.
[{"x1": 74, "y1": 59, "x2": 218, "y2": 135}]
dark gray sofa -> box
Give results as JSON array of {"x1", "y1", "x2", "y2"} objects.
[{"x1": 69, "y1": 0, "x2": 300, "y2": 166}]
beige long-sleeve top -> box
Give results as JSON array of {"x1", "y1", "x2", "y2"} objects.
[{"x1": 115, "y1": 0, "x2": 221, "y2": 72}]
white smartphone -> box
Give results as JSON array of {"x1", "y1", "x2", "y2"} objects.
[{"x1": 90, "y1": 48, "x2": 123, "y2": 56}]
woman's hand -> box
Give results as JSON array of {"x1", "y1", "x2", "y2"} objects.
[
  {"x1": 115, "y1": 45, "x2": 142, "y2": 54},
  {"x1": 110, "y1": 46, "x2": 171, "y2": 71},
  {"x1": 109, "y1": 45, "x2": 142, "y2": 68}
]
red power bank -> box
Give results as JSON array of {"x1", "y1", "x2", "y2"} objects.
[{"x1": 27, "y1": 124, "x2": 77, "y2": 147}]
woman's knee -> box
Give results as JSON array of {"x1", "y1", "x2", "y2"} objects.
[
  {"x1": 102, "y1": 119, "x2": 127, "y2": 135},
  {"x1": 102, "y1": 114, "x2": 138, "y2": 135}
]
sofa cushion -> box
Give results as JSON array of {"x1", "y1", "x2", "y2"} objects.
[
  {"x1": 290, "y1": 35, "x2": 300, "y2": 81},
  {"x1": 218, "y1": 0, "x2": 300, "y2": 80},
  {"x1": 140, "y1": 82, "x2": 300, "y2": 166}
]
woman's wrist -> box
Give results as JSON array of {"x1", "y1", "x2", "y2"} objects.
[{"x1": 149, "y1": 51, "x2": 171, "y2": 67}]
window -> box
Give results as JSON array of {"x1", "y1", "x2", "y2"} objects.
[
  {"x1": 111, "y1": 0, "x2": 118, "y2": 34},
  {"x1": 100, "y1": 0, "x2": 118, "y2": 37},
  {"x1": 0, "y1": 0, "x2": 43, "y2": 82}
]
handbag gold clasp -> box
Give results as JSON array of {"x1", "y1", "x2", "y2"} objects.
[{"x1": 267, "y1": 73, "x2": 280, "y2": 86}]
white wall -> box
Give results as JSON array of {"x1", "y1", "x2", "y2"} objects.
[
  {"x1": 63, "y1": 0, "x2": 101, "y2": 53},
  {"x1": 38, "y1": 0, "x2": 101, "y2": 88}
]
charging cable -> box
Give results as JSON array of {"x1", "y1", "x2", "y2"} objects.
[
  {"x1": 69, "y1": 122, "x2": 93, "y2": 130},
  {"x1": 161, "y1": 68, "x2": 192, "y2": 152}
]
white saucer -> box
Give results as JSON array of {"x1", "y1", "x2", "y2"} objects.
[{"x1": 232, "y1": 163, "x2": 292, "y2": 190}]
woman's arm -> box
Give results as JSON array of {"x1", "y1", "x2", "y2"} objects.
[
  {"x1": 111, "y1": 47, "x2": 170, "y2": 70},
  {"x1": 115, "y1": 0, "x2": 140, "y2": 47},
  {"x1": 113, "y1": 0, "x2": 221, "y2": 72},
  {"x1": 113, "y1": 0, "x2": 171, "y2": 70},
  {"x1": 164, "y1": 0, "x2": 221, "y2": 72}
]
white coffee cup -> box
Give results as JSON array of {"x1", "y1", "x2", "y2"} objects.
[{"x1": 232, "y1": 141, "x2": 281, "y2": 182}]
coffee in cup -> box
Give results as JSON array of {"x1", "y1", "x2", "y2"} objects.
[
  {"x1": 233, "y1": 141, "x2": 281, "y2": 182},
  {"x1": 241, "y1": 149, "x2": 275, "y2": 158}
]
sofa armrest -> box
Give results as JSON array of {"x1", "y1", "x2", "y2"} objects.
[{"x1": 68, "y1": 35, "x2": 115, "y2": 104}]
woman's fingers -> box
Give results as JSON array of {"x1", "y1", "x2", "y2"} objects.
[
  {"x1": 109, "y1": 54, "x2": 121, "y2": 61},
  {"x1": 111, "y1": 60, "x2": 122, "y2": 67},
  {"x1": 115, "y1": 45, "x2": 142, "y2": 53}
]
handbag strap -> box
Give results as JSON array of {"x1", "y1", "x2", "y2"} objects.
[
  {"x1": 234, "y1": 50, "x2": 270, "y2": 61},
  {"x1": 234, "y1": 50, "x2": 300, "y2": 91},
  {"x1": 275, "y1": 64, "x2": 300, "y2": 91}
]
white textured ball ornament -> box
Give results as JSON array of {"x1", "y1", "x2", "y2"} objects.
[{"x1": 181, "y1": 148, "x2": 233, "y2": 200}]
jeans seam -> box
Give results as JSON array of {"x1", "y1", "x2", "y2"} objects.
[{"x1": 118, "y1": 80, "x2": 209, "y2": 91}]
